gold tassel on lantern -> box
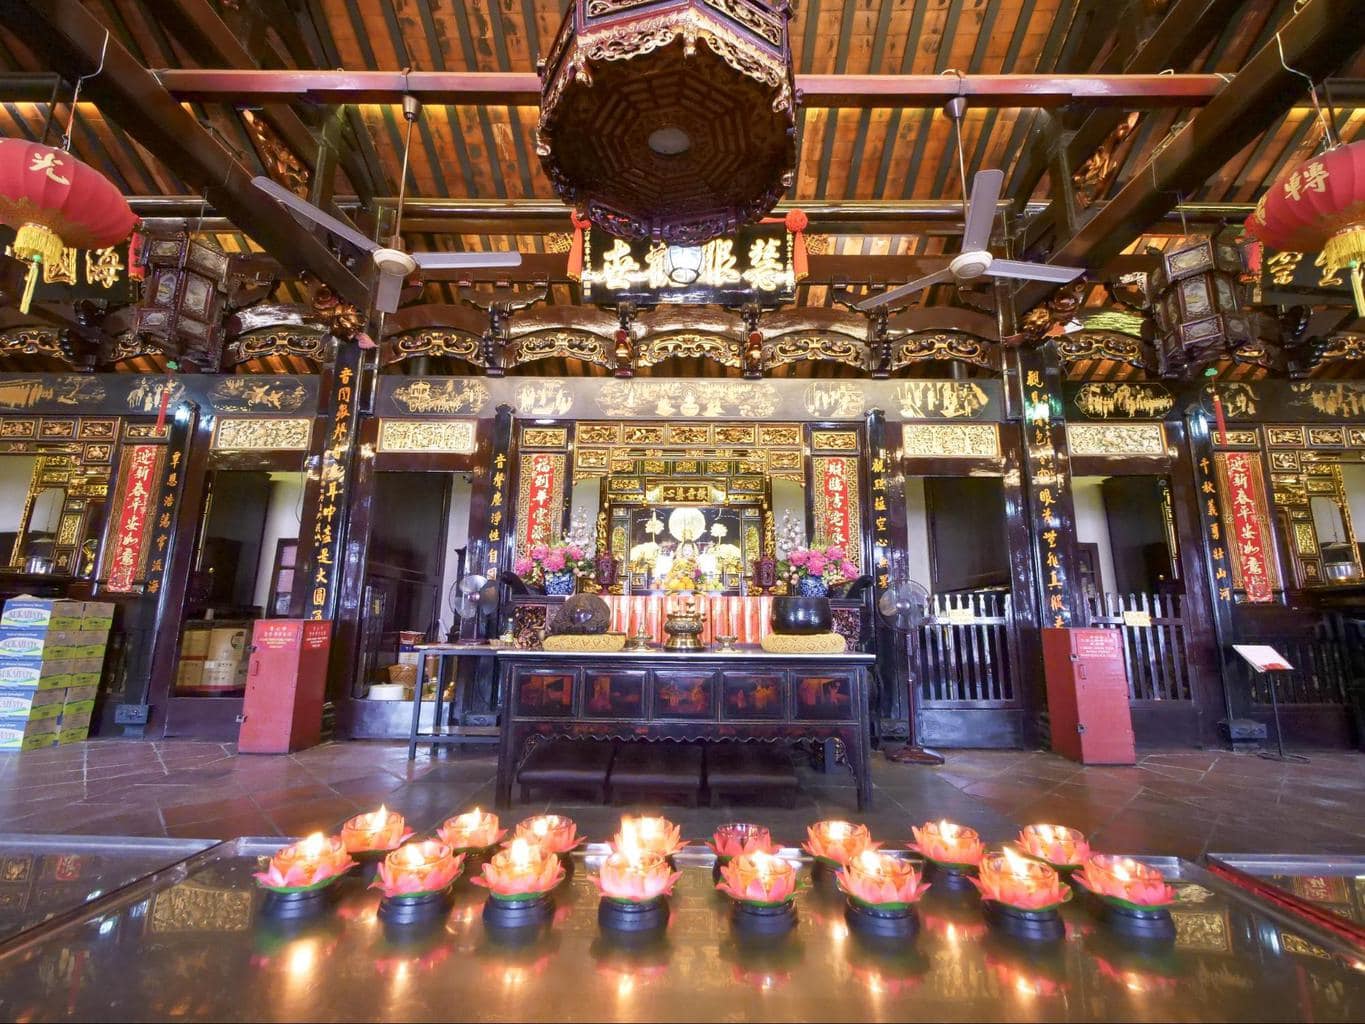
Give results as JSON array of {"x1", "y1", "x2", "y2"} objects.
[
  {"x1": 11, "y1": 222, "x2": 64, "y2": 314},
  {"x1": 1322, "y1": 223, "x2": 1365, "y2": 316}
]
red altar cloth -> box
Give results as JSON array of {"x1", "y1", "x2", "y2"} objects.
[{"x1": 604, "y1": 594, "x2": 775, "y2": 647}]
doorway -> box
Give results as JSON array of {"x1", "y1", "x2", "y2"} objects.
[{"x1": 907, "y1": 475, "x2": 1025, "y2": 747}]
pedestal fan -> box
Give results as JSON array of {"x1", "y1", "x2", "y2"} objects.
[
  {"x1": 448, "y1": 573, "x2": 500, "y2": 643},
  {"x1": 876, "y1": 578, "x2": 946, "y2": 766}
]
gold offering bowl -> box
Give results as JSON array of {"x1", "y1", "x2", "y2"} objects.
[{"x1": 663, "y1": 606, "x2": 706, "y2": 652}]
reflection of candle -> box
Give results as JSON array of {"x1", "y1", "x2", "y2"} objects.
[
  {"x1": 1018, "y1": 824, "x2": 1089, "y2": 868},
  {"x1": 340, "y1": 805, "x2": 411, "y2": 853}
]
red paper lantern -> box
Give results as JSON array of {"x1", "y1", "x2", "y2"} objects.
[
  {"x1": 0, "y1": 139, "x2": 136, "y2": 312},
  {"x1": 1244, "y1": 140, "x2": 1365, "y2": 312}
]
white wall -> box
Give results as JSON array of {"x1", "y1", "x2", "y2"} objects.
[
  {"x1": 903, "y1": 477, "x2": 933, "y2": 588},
  {"x1": 0, "y1": 456, "x2": 37, "y2": 532},
  {"x1": 1073, "y1": 477, "x2": 1118, "y2": 594},
  {"x1": 251, "y1": 472, "x2": 305, "y2": 612},
  {"x1": 437, "y1": 474, "x2": 473, "y2": 638}
]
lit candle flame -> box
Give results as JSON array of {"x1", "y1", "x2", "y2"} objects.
[
  {"x1": 855, "y1": 849, "x2": 884, "y2": 876},
  {"x1": 509, "y1": 838, "x2": 534, "y2": 869},
  {"x1": 938, "y1": 820, "x2": 959, "y2": 841},
  {"x1": 1001, "y1": 846, "x2": 1033, "y2": 877},
  {"x1": 825, "y1": 820, "x2": 851, "y2": 840},
  {"x1": 299, "y1": 832, "x2": 327, "y2": 858}
]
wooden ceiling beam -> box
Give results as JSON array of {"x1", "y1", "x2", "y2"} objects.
[
  {"x1": 0, "y1": 0, "x2": 370, "y2": 309},
  {"x1": 1019, "y1": 0, "x2": 1365, "y2": 308},
  {"x1": 73, "y1": 69, "x2": 1230, "y2": 109}
]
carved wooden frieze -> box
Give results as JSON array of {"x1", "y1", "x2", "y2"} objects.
[
  {"x1": 383, "y1": 329, "x2": 485, "y2": 368},
  {"x1": 212, "y1": 417, "x2": 312, "y2": 451},
  {"x1": 377, "y1": 419, "x2": 478, "y2": 454},
  {"x1": 891, "y1": 331, "x2": 997, "y2": 372},
  {"x1": 1066, "y1": 423, "x2": 1167, "y2": 458},
  {"x1": 1069, "y1": 383, "x2": 1175, "y2": 420},
  {"x1": 225, "y1": 329, "x2": 328, "y2": 368},
  {"x1": 901, "y1": 424, "x2": 1000, "y2": 459},
  {"x1": 521, "y1": 426, "x2": 569, "y2": 450}
]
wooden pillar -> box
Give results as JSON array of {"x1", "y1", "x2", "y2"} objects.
[
  {"x1": 292, "y1": 337, "x2": 364, "y2": 624},
  {"x1": 866, "y1": 409, "x2": 913, "y2": 741},
  {"x1": 1014, "y1": 347, "x2": 1083, "y2": 627},
  {"x1": 120, "y1": 402, "x2": 207, "y2": 735},
  {"x1": 462, "y1": 405, "x2": 515, "y2": 640}
]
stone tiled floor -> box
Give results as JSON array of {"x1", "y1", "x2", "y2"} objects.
[{"x1": 1, "y1": 739, "x2": 1362, "y2": 860}]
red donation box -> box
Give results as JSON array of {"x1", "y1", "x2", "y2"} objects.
[
  {"x1": 1041, "y1": 627, "x2": 1135, "y2": 765},
  {"x1": 238, "y1": 619, "x2": 331, "y2": 754}
]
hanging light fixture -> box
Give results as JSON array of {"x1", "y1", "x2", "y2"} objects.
[
  {"x1": 663, "y1": 245, "x2": 704, "y2": 285},
  {"x1": 536, "y1": 0, "x2": 797, "y2": 245}
]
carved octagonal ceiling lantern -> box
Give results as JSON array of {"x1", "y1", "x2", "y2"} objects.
[{"x1": 536, "y1": 0, "x2": 799, "y2": 245}]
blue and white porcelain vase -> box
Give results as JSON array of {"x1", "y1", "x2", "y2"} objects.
[
  {"x1": 544, "y1": 570, "x2": 576, "y2": 595},
  {"x1": 797, "y1": 575, "x2": 829, "y2": 598}
]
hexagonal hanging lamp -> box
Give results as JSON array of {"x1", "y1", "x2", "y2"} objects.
[{"x1": 536, "y1": 0, "x2": 799, "y2": 246}]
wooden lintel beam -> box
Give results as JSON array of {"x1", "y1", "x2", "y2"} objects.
[
  {"x1": 1022, "y1": 0, "x2": 1365, "y2": 308},
  {"x1": 104, "y1": 69, "x2": 1228, "y2": 109},
  {"x1": 1, "y1": 0, "x2": 370, "y2": 309}
]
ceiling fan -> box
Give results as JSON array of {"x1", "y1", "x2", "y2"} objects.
[
  {"x1": 251, "y1": 95, "x2": 522, "y2": 315},
  {"x1": 856, "y1": 98, "x2": 1085, "y2": 313}
]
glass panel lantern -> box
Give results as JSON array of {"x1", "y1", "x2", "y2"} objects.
[
  {"x1": 1150, "y1": 234, "x2": 1260, "y2": 377},
  {"x1": 128, "y1": 230, "x2": 229, "y2": 370}
]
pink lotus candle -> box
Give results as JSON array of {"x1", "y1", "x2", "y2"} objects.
[
  {"x1": 340, "y1": 805, "x2": 413, "y2": 854},
  {"x1": 438, "y1": 808, "x2": 505, "y2": 851},
  {"x1": 836, "y1": 850, "x2": 931, "y2": 908},
  {"x1": 612, "y1": 815, "x2": 685, "y2": 859},
  {"x1": 803, "y1": 820, "x2": 875, "y2": 866},
  {"x1": 254, "y1": 832, "x2": 354, "y2": 891},
  {"x1": 709, "y1": 823, "x2": 775, "y2": 861},
  {"x1": 972, "y1": 848, "x2": 1071, "y2": 911},
  {"x1": 716, "y1": 850, "x2": 798, "y2": 905},
  {"x1": 474, "y1": 837, "x2": 566, "y2": 897},
  {"x1": 1018, "y1": 824, "x2": 1090, "y2": 869},
  {"x1": 1075, "y1": 855, "x2": 1176, "y2": 908},
  {"x1": 371, "y1": 840, "x2": 464, "y2": 898},
  {"x1": 591, "y1": 850, "x2": 681, "y2": 903},
  {"x1": 513, "y1": 814, "x2": 582, "y2": 855},
  {"x1": 910, "y1": 820, "x2": 984, "y2": 868}
]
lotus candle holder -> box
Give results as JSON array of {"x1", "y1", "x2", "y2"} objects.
[
  {"x1": 717, "y1": 851, "x2": 800, "y2": 934},
  {"x1": 1074, "y1": 855, "x2": 1177, "y2": 941},
  {"x1": 708, "y1": 823, "x2": 775, "y2": 880},
  {"x1": 437, "y1": 808, "x2": 506, "y2": 855},
  {"x1": 474, "y1": 837, "x2": 565, "y2": 928},
  {"x1": 909, "y1": 820, "x2": 983, "y2": 891},
  {"x1": 973, "y1": 848, "x2": 1071, "y2": 942},
  {"x1": 254, "y1": 833, "x2": 355, "y2": 918},
  {"x1": 592, "y1": 850, "x2": 681, "y2": 932},
  {"x1": 803, "y1": 820, "x2": 875, "y2": 875},
  {"x1": 1018, "y1": 824, "x2": 1090, "y2": 872},
  {"x1": 340, "y1": 805, "x2": 414, "y2": 859},
  {"x1": 513, "y1": 815, "x2": 583, "y2": 855},
  {"x1": 612, "y1": 815, "x2": 687, "y2": 861},
  {"x1": 372, "y1": 840, "x2": 465, "y2": 924},
  {"x1": 836, "y1": 849, "x2": 930, "y2": 938}
]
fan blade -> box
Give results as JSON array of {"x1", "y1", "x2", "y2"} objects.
[
  {"x1": 961, "y1": 169, "x2": 1004, "y2": 253},
  {"x1": 983, "y1": 259, "x2": 1085, "y2": 284},
  {"x1": 412, "y1": 251, "x2": 523, "y2": 271},
  {"x1": 251, "y1": 176, "x2": 379, "y2": 256},
  {"x1": 855, "y1": 269, "x2": 955, "y2": 311},
  {"x1": 373, "y1": 270, "x2": 405, "y2": 314}
]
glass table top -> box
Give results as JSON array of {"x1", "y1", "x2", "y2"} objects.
[
  {"x1": 1207, "y1": 854, "x2": 1365, "y2": 934},
  {"x1": 0, "y1": 841, "x2": 1361, "y2": 1022},
  {"x1": 0, "y1": 834, "x2": 214, "y2": 946}
]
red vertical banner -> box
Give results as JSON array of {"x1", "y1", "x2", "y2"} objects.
[
  {"x1": 813, "y1": 456, "x2": 861, "y2": 569},
  {"x1": 105, "y1": 444, "x2": 162, "y2": 592},
  {"x1": 1217, "y1": 451, "x2": 1277, "y2": 602},
  {"x1": 519, "y1": 452, "x2": 560, "y2": 552}
]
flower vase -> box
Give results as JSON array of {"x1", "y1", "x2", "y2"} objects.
[
  {"x1": 544, "y1": 571, "x2": 576, "y2": 596},
  {"x1": 797, "y1": 575, "x2": 829, "y2": 599}
]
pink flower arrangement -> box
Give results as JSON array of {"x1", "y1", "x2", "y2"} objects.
[
  {"x1": 777, "y1": 544, "x2": 859, "y2": 588},
  {"x1": 512, "y1": 543, "x2": 595, "y2": 587}
]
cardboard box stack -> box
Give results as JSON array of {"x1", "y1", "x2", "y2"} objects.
[{"x1": 0, "y1": 596, "x2": 113, "y2": 752}]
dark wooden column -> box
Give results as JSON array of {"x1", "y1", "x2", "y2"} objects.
[
  {"x1": 121, "y1": 402, "x2": 207, "y2": 736},
  {"x1": 865, "y1": 409, "x2": 911, "y2": 741},
  {"x1": 292, "y1": 337, "x2": 363, "y2": 624},
  {"x1": 462, "y1": 405, "x2": 515, "y2": 640},
  {"x1": 1014, "y1": 347, "x2": 1083, "y2": 627}
]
